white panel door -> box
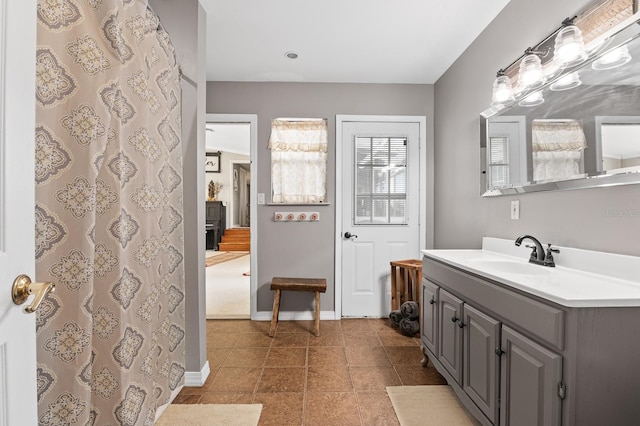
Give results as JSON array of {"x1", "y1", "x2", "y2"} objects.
[
  {"x1": 0, "y1": 0, "x2": 38, "y2": 424},
  {"x1": 341, "y1": 121, "x2": 420, "y2": 317}
]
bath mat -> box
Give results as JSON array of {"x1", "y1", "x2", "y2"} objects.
[
  {"x1": 157, "y1": 403, "x2": 262, "y2": 426},
  {"x1": 387, "y1": 385, "x2": 481, "y2": 425}
]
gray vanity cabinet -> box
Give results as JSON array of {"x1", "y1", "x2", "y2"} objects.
[
  {"x1": 500, "y1": 326, "x2": 562, "y2": 426},
  {"x1": 421, "y1": 280, "x2": 438, "y2": 355},
  {"x1": 464, "y1": 304, "x2": 500, "y2": 425},
  {"x1": 438, "y1": 288, "x2": 464, "y2": 384}
]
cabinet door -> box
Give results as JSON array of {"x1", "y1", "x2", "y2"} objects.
[
  {"x1": 500, "y1": 326, "x2": 562, "y2": 426},
  {"x1": 421, "y1": 279, "x2": 438, "y2": 355},
  {"x1": 438, "y1": 289, "x2": 463, "y2": 384},
  {"x1": 464, "y1": 304, "x2": 500, "y2": 424}
]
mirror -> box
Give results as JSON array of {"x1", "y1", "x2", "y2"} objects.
[{"x1": 480, "y1": 12, "x2": 640, "y2": 196}]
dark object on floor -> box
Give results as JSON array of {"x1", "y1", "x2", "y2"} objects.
[
  {"x1": 400, "y1": 301, "x2": 419, "y2": 320},
  {"x1": 269, "y1": 277, "x2": 327, "y2": 337},
  {"x1": 399, "y1": 317, "x2": 420, "y2": 336},
  {"x1": 389, "y1": 310, "x2": 403, "y2": 328}
]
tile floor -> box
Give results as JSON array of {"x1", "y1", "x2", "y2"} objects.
[{"x1": 174, "y1": 318, "x2": 447, "y2": 425}]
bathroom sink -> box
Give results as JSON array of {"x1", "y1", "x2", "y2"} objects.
[{"x1": 467, "y1": 258, "x2": 551, "y2": 275}]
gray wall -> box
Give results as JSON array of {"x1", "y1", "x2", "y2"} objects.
[
  {"x1": 434, "y1": 0, "x2": 640, "y2": 256},
  {"x1": 207, "y1": 82, "x2": 434, "y2": 312},
  {"x1": 150, "y1": 0, "x2": 208, "y2": 378}
]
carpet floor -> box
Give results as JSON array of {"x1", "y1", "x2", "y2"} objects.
[
  {"x1": 387, "y1": 385, "x2": 481, "y2": 425},
  {"x1": 157, "y1": 403, "x2": 262, "y2": 426},
  {"x1": 206, "y1": 255, "x2": 250, "y2": 319}
]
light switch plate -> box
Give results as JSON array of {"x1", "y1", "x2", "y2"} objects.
[
  {"x1": 511, "y1": 200, "x2": 520, "y2": 220},
  {"x1": 257, "y1": 193, "x2": 265, "y2": 205}
]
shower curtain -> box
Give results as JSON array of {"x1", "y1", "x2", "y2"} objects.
[{"x1": 34, "y1": 1, "x2": 185, "y2": 424}]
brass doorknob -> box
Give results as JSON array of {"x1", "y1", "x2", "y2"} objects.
[{"x1": 11, "y1": 275, "x2": 55, "y2": 313}]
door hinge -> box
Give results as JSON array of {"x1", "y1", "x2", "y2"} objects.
[{"x1": 558, "y1": 381, "x2": 566, "y2": 400}]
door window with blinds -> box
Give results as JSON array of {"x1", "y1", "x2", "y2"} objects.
[
  {"x1": 354, "y1": 136, "x2": 408, "y2": 224},
  {"x1": 487, "y1": 136, "x2": 510, "y2": 189}
]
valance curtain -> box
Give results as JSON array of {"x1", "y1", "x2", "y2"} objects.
[
  {"x1": 34, "y1": 1, "x2": 185, "y2": 424},
  {"x1": 532, "y1": 120, "x2": 586, "y2": 182},
  {"x1": 269, "y1": 119, "x2": 328, "y2": 203}
]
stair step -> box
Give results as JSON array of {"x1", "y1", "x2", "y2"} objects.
[
  {"x1": 224, "y1": 228, "x2": 250, "y2": 235},
  {"x1": 221, "y1": 235, "x2": 250, "y2": 242}
]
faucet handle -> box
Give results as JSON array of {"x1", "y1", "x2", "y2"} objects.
[
  {"x1": 525, "y1": 244, "x2": 539, "y2": 261},
  {"x1": 545, "y1": 244, "x2": 559, "y2": 267}
]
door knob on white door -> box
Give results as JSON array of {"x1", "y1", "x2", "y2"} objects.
[
  {"x1": 344, "y1": 232, "x2": 358, "y2": 239},
  {"x1": 11, "y1": 274, "x2": 55, "y2": 313}
]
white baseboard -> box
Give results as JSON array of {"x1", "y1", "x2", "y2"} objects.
[
  {"x1": 183, "y1": 360, "x2": 210, "y2": 387},
  {"x1": 253, "y1": 310, "x2": 338, "y2": 321}
]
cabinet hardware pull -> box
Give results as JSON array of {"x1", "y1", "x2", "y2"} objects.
[
  {"x1": 495, "y1": 347, "x2": 505, "y2": 356},
  {"x1": 458, "y1": 321, "x2": 465, "y2": 328},
  {"x1": 429, "y1": 298, "x2": 435, "y2": 305},
  {"x1": 451, "y1": 316, "x2": 458, "y2": 323}
]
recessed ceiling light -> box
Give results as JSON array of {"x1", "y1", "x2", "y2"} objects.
[{"x1": 285, "y1": 51, "x2": 298, "y2": 59}]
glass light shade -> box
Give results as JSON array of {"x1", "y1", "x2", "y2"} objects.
[
  {"x1": 554, "y1": 25, "x2": 588, "y2": 67},
  {"x1": 518, "y1": 90, "x2": 544, "y2": 107},
  {"x1": 518, "y1": 54, "x2": 546, "y2": 89},
  {"x1": 550, "y1": 72, "x2": 582, "y2": 91},
  {"x1": 592, "y1": 45, "x2": 632, "y2": 70},
  {"x1": 491, "y1": 75, "x2": 515, "y2": 106}
]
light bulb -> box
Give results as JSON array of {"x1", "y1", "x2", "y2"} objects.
[
  {"x1": 554, "y1": 25, "x2": 588, "y2": 67},
  {"x1": 592, "y1": 45, "x2": 631, "y2": 70},
  {"x1": 550, "y1": 72, "x2": 581, "y2": 91},
  {"x1": 491, "y1": 75, "x2": 515, "y2": 106},
  {"x1": 518, "y1": 54, "x2": 545, "y2": 89},
  {"x1": 518, "y1": 90, "x2": 544, "y2": 107}
]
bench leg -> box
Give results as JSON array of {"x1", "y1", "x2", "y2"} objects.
[
  {"x1": 390, "y1": 265, "x2": 398, "y2": 311},
  {"x1": 269, "y1": 289, "x2": 281, "y2": 337},
  {"x1": 314, "y1": 291, "x2": 320, "y2": 337}
]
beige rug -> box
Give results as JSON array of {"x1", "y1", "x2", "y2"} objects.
[
  {"x1": 157, "y1": 404, "x2": 262, "y2": 426},
  {"x1": 205, "y1": 252, "x2": 249, "y2": 267},
  {"x1": 387, "y1": 386, "x2": 481, "y2": 426}
]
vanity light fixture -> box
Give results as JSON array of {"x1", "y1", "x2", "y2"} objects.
[
  {"x1": 487, "y1": 0, "x2": 636, "y2": 111},
  {"x1": 592, "y1": 44, "x2": 632, "y2": 69},
  {"x1": 489, "y1": 17, "x2": 580, "y2": 107},
  {"x1": 549, "y1": 71, "x2": 582, "y2": 91}
]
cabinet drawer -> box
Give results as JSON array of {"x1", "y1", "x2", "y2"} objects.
[{"x1": 424, "y1": 257, "x2": 564, "y2": 351}]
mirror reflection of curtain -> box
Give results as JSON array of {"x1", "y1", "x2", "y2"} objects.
[{"x1": 532, "y1": 120, "x2": 587, "y2": 182}]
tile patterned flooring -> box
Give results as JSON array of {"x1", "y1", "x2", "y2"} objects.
[{"x1": 174, "y1": 318, "x2": 447, "y2": 425}]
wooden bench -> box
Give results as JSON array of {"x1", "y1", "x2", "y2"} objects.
[
  {"x1": 390, "y1": 259, "x2": 422, "y2": 311},
  {"x1": 269, "y1": 277, "x2": 327, "y2": 337}
]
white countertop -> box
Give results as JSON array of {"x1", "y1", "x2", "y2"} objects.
[{"x1": 422, "y1": 237, "x2": 640, "y2": 308}]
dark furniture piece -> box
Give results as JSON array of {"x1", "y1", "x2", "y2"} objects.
[
  {"x1": 269, "y1": 277, "x2": 327, "y2": 337},
  {"x1": 205, "y1": 201, "x2": 226, "y2": 250}
]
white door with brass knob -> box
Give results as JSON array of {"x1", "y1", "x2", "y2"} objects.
[{"x1": 0, "y1": 0, "x2": 38, "y2": 424}]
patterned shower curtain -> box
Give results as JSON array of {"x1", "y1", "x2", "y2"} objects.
[{"x1": 34, "y1": 1, "x2": 185, "y2": 424}]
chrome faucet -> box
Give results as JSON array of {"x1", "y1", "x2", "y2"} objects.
[{"x1": 514, "y1": 235, "x2": 559, "y2": 267}]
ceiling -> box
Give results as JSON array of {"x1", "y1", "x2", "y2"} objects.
[
  {"x1": 199, "y1": 0, "x2": 511, "y2": 84},
  {"x1": 206, "y1": 123, "x2": 251, "y2": 155}
]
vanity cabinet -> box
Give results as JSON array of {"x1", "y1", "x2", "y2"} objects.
[
  {"x1": 421, "y1": 257, "x2": 564, "y2": 426},
  {"x1": 420, "y1": 280, "x2": 438, "y2": 355},
  {"x1": 500, "y1": 326, "x2": 562, "y2": 426},
  {"x1": 422, "y1": 240, "x2": 640, "y2": 425},
  {"x1": 438, "y1": 289, "x2": 464, "y2": 384},
  {"x1": 464, "y1": 303, "x2": 500, "y2": 425}
]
